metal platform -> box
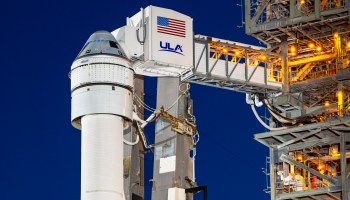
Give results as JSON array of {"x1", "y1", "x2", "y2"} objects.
[
  {"x1": 255, "y1": 117, "x2": 350, "y2": 200},
  {"x1": 188, "y1": 35, "x2": 283, "y2": 94}
]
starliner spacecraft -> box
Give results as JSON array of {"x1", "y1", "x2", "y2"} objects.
[{"x1": 70, "y1": 30, "x2": 134, "y2": 200}]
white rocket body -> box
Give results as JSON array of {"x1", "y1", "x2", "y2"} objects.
[
  {"x1": 81, "y1": 114, "x2": 124, "y2": 200},
  {"x1": 70, "y1": 31, "x2": 133, "y2": 200}
]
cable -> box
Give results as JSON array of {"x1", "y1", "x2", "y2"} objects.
[
  {"x1": 135, "y1": 121, "x2": 154, "y2": 149},
  {"x1": 134, "y1": 94, "x2": 156, "y2": 112},
  {"x1": 123, "y1": 134, "x2": 139, "y2": 146},
  {"x1": 134, "y1": 94, "x2": 154, "y2": 111},
  {"x1": 136, "y1": 8, "x2": 146, "y2": 45},
  {"x1": 165, "y1": 82, "x2": 190, "y2": 112},
  {"x1": 192, "y1": 131, "x2": 200, "y2": 145},
  {"x1": 200, "y1": 132, "x2": 262, "y2": 174},
  {"x1": 187, "y1": 98, "x2": 195, "y2": 122},
  {"x1": 148, "y1": 112, "x2": 161, "y2": 123},
  {"x1": 136, "y1": 27, "x2": 146, "y2": 45},
  {"x1": 263, "y1": 98, "x2": 295, "y2": 123},
  {"x1": 133, "y1": 83, "x2": 190, "y2": 115},
  {"x1": 251, "y1": 104, "x2": 287, "y2": 131}
]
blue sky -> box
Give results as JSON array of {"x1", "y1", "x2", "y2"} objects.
[{"x1": 1, "y1": 0, "x2": 270, "y2": 199}]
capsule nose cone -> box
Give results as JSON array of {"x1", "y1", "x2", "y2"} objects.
[{"x1": 75, "y1": 30, "x2": 127, "y2": 60}]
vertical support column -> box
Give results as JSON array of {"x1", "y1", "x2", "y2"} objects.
[
  {"x1": 281, "y1": 36, "x2": 289, "y2": 94},
  {"x1": 225, "y1": 52, "x2": 229, "y2": 77},
  {"x1": 315, "y1": 0, "x2": 321, "y2": 18},
  {"x1": 340, "y1": 132, "x2": 348, "y2": 200},
  {"x1": 245, "y1": 0, "x2": 251, "y2": 34},
  {"x1": 290, "y1": 0, "x2": 296, "y2": 18},
  {"x1": 205, "y1": 39, "x2": 209, "y2": 75},
  {"x1": 124, "y1": 75, "x2": 144, "y2": 200},
  {"x1": 152, "y1": 77, "x2": 194, "y2": 200},
  {"x1": 264, "y1": 63, "x2": 267, "y2": 86},
  {"x1": 338, "y1": 83, "x2": 344, "y2": 117},
  {"x1": 270, "y1": 147, "x2": 276, "y2": 200},
  {"x1": 245, "y1": 50, "x2": 249, "y2": 81}
]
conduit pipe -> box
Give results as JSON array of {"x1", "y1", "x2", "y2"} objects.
[
  {"x1": 254, "y1": 95, "x2": 264, "y2": 107},
  {"x1": 251, "y1": 104, "x2": 287, "y2": 131},
  {"x1": 264, "y1": 100, "x2": 295, "y2": 124},
  {"x1": 246, "y1": 94, "x2": 254, "y2": 105}
]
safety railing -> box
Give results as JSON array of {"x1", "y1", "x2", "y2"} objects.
[{"x1": 276, "y1": 176, "x2": 331, "y2": 195}]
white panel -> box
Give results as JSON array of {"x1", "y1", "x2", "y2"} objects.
[
  {"x1": 81, "y1": 115, "x2": 125, "y2": 200},
  {"x1": 112, "y1": 26, "x2": 144, "y2": 59},
  {"x1": 194, "y1": 43, "x2": 207, "y2": 73},
  {"x1": 71, "y1": 55, "x2": 133, "y2": 91},
  {"x1": 71, "y1": 85, "x2": 133, "y2": 127},
  {"x1": 113, "y1": 6, "x2": 194, "y2": 78},
  {"x1": 159, "y1": 155, "x2": 176, "y2": 174},
  {"x1": 148, "y1": 6, "x2": 193, "y2": 68},
  {"x1": 168, "y1": 188, "x2": 186, "y2": 200}
]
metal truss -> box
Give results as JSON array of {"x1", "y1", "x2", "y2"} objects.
[
  {"x1": 255, "y1": 117, "x2": 350, "y2": 200},
  {"x1": 188, "y1": 35, "x2": 283, "y2": 94},
  {"x1": 244, "y1": 0, "x2": 350, "y2": 98},
  {"x1": 245, "y1": 0, "x2": 350, "y2": 49}
]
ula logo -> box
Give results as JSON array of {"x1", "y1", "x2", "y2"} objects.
[{"x1": 159, "y1": 41, "x2": 184, "y2": 56}]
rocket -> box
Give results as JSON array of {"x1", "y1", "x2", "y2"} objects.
[{"x1": 70, "y1": 30, "x2": 133, "y2": 200}]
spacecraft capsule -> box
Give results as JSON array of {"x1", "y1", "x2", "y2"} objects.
[{"x1": 70, "y1": 30, "x2": 133, "y2": 200}]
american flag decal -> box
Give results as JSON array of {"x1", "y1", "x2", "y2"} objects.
[{"x1": 157, "y1": 16, "x2": 186, "y2": 38}]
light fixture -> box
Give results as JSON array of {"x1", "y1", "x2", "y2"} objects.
[
  {"x1": 332, "y1": 148, "x2": 338, "y2": 154},
  {"x1": 324, "y1": 101, "x2": 330, "y2": 106},
  {"x1": 223, "y1": 48, "x2": 227, "y2": 53},
  {"x1": 316, "y1": 46, "x2": 322, "y2": 52},
  {"x1": 334, "y1": 33, "x2": 339, "y2": 38},
  {"x1": 337, "y1": 91, "x2": 343, "y2": 97},
  {"x1": 330, "y1": 145, "x2": 339, "y2": 155},
  {"x1": 308, "y1": 43, "x2": 314, "y2": 48},
  {"x1": 297, "y1": 155, "x2": 303, "y2": 161},
  {"x1": 290, "y1": 46, "x2": 296, "y2": 52}
]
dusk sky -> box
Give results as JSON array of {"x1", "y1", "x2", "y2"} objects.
[{"x1": 1, "y1": 0, "x2": 270, "y2": 199}]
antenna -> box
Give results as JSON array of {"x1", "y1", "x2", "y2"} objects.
[{"x1": 237, "y1": 0, "x2": 245, "y2": 28}]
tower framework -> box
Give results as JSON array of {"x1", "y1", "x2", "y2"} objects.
[{"x1": 245, "y1": 0, "x2": 350, "y2": 199}]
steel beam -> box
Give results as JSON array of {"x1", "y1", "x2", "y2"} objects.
[
  {"x1": 249, "y1": 7, "x2": 350, "y2": 33},
  {"x1": 194, "y1": 45, "x2": 206, "y2": 72},
  {"x1": 287, "y1": 136, "x2": 340, "y2": 151},
  {"x1": 247, "y1": 61, "x2": 260, "y2": 83},
  {"x1": 327, "y1": 192, "x2": 341, "y2": 200},
  {"x1": 294, "y1": 28, "x2": 324, "y2": 49},
  {"x1": 277, "y1": 186, "x2": 341, "y2": 200},
  {"x1": 270, "y1": 147, "x2": 276, "y2": 200},
  {"x1": 251, "y1": 0, "x2": 270, "y2": 24},
  {"x1": 255, "y1": 117, "x2": 350, "y2": 140},
  {"x1": 340, "y1": 132, "x2": 348, "y2": 200},
  {"x1": 332, "y1": 127, "x2": 350, "y2": 132},
  {"x1": 277, "y1": 129, "x2": 321, "y2": 149},
  {"x1": 228, "y1": 56, "x2": 243, "y2": 78},
  {"x1": 278, "y1": 27, "x2": 297, "y2": 40},
  {"x1": 151, "y1": 77, "x2": 194, "y2": 200},
  {"x1": 124, "y1": 75, "x2": 144, "y2": 200},
  {"x1": 288, "y1": 53, "x2": 336, "y2": 66},
  {"x1": 280, "y1": 153, "x2": 337, "y2": 185},
  {"x1": 281, "y1": 36, "x2": 289, "y2": 93}
]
